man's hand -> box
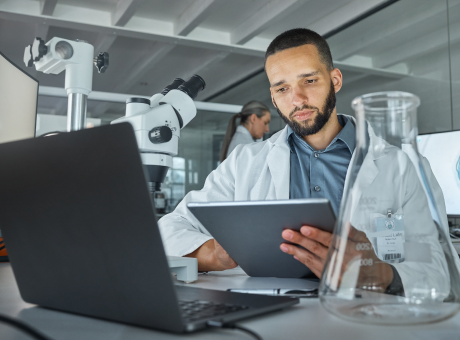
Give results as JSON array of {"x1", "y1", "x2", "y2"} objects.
[
  {"x1": 280, "y1": 226, "x2": 331, "y2": 278},
  {"x1": 280, "y1": 225, "x2": 394, "y2": 292},
  {"x1": 185, "y1": 239, "x2": 237, "y2": 272}
]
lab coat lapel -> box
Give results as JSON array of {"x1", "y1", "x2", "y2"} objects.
[
  {"x1": 267, "y1": 127, "x2": 290, "y2": 199},
  {"x1": 343, "y1": 122, "x2": 380, "y2": 219}
]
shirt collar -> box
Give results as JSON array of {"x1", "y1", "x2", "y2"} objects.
[
  {"x1": 286, "y1": 114, "x2": 355, "y2": 154},
  {"x1": 332, "y1": 115, "x2": 355, "y2": 154}
]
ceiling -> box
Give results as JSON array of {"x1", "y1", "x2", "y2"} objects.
[{"x1": 0, "y1": 0, "x2": 389, "y2": 122}]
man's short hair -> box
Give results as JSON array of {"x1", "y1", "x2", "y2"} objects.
[{"x1": 265, "y1": 28, "x2": 334, "y2": 71}]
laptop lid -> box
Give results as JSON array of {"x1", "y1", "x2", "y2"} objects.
[{"x1": 0, "y1": 123, "x2": 185, "y2": 332}]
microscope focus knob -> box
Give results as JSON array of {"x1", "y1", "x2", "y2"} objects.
[
  {"x1": 31, "y1": 37, "x2": 48, "y2": 62},
  {"x1": 149, "y1": 126, "x2": 173, "y2": 144},
  {"x1": 94, "y1": 52, "x2": 109, "y2": 73},
  {"x1": 24, "y1": 45, "x2": 34, "y2": 67}
]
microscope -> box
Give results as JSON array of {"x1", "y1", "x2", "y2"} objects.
[
  {"x1": 24, "y1": 37, "x2": 109, "y2": 131},
  {"x1": 111, "y1": 76, "x2": 206, "y2": 284},
  {"x1": 110, "y1": 75, "x2": 206, "y2": 192}
]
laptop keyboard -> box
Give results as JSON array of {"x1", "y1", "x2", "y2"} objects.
[{"x1": 179, "y1": 300, "x2": 249, "y2": 322}]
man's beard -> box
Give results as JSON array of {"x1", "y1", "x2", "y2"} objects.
[{"x1": 276, "y1": 81, "x2": 336, "y2": 137}]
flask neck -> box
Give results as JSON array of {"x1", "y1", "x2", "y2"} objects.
[{"x1": 353, "y1": 92, "x2": 420, "y2": 149}]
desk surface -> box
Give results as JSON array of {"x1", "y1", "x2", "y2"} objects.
[{"x1": 1, "y1": 263, "x2": 460, "y2": 340}]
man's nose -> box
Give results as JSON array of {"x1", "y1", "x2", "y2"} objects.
[{"x1": 291, "y1": 86, "x2": 308, "y2": 107}]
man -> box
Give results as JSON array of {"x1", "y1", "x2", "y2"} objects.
[{"x1": 158, "y1": 29, "x2": 456, "y2": 293}]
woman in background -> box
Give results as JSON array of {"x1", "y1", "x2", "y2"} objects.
[{"x1": 219, "y1": 101, "x2": 271, "y2": 162}]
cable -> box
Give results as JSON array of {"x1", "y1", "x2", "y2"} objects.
[
  {"x1": 207, "y1": 320, "x2": 263, "y2": 340},
  {"x1": 0, "y1": 314, "x2": 54, "y2": 340}
]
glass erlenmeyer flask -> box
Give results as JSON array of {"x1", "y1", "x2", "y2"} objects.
[{"x1": 319, "y1": 91, "x2": 460, "y2": 325}]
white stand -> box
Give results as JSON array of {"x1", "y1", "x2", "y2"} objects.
[{"x1": 167, "y1": 256, "x2": 198, "y2": 283}]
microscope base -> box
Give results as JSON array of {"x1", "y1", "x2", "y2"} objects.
[{"x1": 167, "y1": 256, "x2": 198, "y2": 283}]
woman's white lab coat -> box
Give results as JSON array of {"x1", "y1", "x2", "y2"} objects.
[
  {"x1": 158, "y1": 115, "x2": 460, "y2": 294},
  {"x1": 226, "y1": 125, "x2": 254, "y2": 157}
]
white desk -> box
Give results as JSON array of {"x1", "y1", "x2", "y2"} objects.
[{"x1": 1, "y1": 263, "x2": 460, "y2": 340}]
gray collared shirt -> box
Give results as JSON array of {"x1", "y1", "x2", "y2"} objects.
[{"x1": 288, "y1": 115, "x2": 355, "y2": 215}]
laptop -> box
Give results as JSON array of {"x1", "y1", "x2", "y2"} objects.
[{"x1": 0, "y1": 123, "x2": 298, "y2": 333}]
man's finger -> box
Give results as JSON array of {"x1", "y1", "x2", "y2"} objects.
[
  {"x1": 300, "y1": 226, "x2": 332, "y2": 248},
  {"x1": 282, "y1": 229, "x2": 329, "y2": 260},
  {"x1": 280, "y1": 243, "x2": 323, "y2": 277}
]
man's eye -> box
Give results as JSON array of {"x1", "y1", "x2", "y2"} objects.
[
  {"x1": 277, "y1": 87, "x2": 286, "y2": 93},
  {"x1": 306, "y1": 79, "x2": 316, "y2": 84}
]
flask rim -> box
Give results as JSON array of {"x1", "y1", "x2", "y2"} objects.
[{"x1": 351, "y1": 91, "x2": 420, "y2": 112}]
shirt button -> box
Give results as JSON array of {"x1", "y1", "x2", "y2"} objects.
[
  {"x1": 314, "y1": 152, "x2": 319, "y2": 158},
  {"x1": 314, "y1": 185, "x2": 321, "y2": 192}
]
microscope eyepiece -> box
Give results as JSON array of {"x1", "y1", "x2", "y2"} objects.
[
  {"x1": 161, "y1": 78, "x2": 185, "y2": 96},
  {"x1": 178, "y1": 75, "x2": 206, "y2": 100}
]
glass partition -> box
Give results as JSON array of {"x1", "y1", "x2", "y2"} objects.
[
  {"x1": 161, "y1": 109, "x2": 235, "y2": 213},
  {"x1": 449, "y1": 0, "x2": 460, "y2": 130},
  {"x1": 327, "y1": 0, "x2": 452, "y2": 134}
]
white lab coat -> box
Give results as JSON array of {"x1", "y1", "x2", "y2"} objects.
[
  {"x1": 226, "y1": 125, "x2": 254, "y2": 157},
  {"x1": 159, "y1": 115, "x2": 460, "y2": 293}
]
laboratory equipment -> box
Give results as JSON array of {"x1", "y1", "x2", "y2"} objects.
[
  {"x1": 417, "y1": 130, "x2": 460, "y2": 217},
  {"x1": 0, "y1": 51, "x2": 38, "y2": 143},
  {"x1": 154, "y1": 191, "x2": 167, "y2": 214},
  {"x1": 111, "y1": 76, "x2": 206, "y2": 191},
  {"x1": 167, "y1": 256, "x2": 198, "y2": 283},
  {"x1": 24, "y1": 37, "x2": 109, "y2": 132},
  {"x1": 319, "y1": 91, "x2": 460, "y2": 325}
]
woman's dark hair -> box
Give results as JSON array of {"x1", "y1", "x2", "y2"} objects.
[
  {"x1": 264, "y1": 28, "x2": 333, "y2": 71},
  {"x1": 219, "y1": 101, "x2": 270, "y2": 162}
]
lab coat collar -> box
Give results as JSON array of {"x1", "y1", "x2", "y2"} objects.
[
  {"x1": 236, "y1": 125, "x2": 254, "y2": 140},
  {"x1": 342, "y1": 115, "x2": 380, "y2": 218},
  {"x1": 266, "y1": 127, "x2": 290, "y2": 199}
]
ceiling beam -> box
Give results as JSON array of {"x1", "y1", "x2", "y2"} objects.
[
  {"x1": 39, "y1": 86, "x2": 243, "y2": 113},
  {"x1": 92, "y1": 33, "x2": 118, "y2": 54},
  {"x1": 175, "y1": 0, "x2": 223, "y2": 36},
  {"x1": 181, "y1": 51, "x2": 230, "y2": 81},
  {"x1": 91, "y1": 50, "x2": 230, "y2": 116},
  {"x1": 373, "y1": 21, "x2": 460, "y2": 69},
  {"x1": 113, "y1": 0, "x2": 146, "y2": 27},
  {"x1": 334, "y1": 61, "x2": 407, "y2": 79},
  {"x1": 35, "y1": 22, "x2": 49, "y2": 41},
  {"x1": 40, "y1": 0, "x2": 58, "y2": 16},
  {"x1": 113, "y1": 42, "x2": 176, "y2": 93},
  {"x1": 0, "y1": 8, "x2": 265, "y2": 58},
  {"x1": 90, "y1": 41, "x2": 176, "y2": 117},
  {"x1": 231, "y1": 0, "x2": 304, "y2": 45},
  {"x1": 200, "y1": 59, "x2": 265, "y2": 101},
  {"x1": 309, "y1": 0, "x2": 387, "y2": 36},
  {"x1": 328, "y1": 1, "x2": 444, "y2": 61}
]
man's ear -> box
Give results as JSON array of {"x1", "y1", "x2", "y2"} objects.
[
  {"x1": 331, "y1": 68, "x2": 343, "y2": 94},
  {"x1": 270, "y1": 88, "x2": 277, "y2": 108}
]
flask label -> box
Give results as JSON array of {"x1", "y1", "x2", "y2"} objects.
[{"x1": 370, "y1": 213, "x2": 405, "y2": 263}]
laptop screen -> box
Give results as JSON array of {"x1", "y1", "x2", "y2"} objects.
[{"x1": 0, "y1": 51, "x2": 38, "y2": 143}]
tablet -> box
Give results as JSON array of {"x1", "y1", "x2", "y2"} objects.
[{"x1": 187, "y1": 199, "x2": 336, "y2": 278}]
